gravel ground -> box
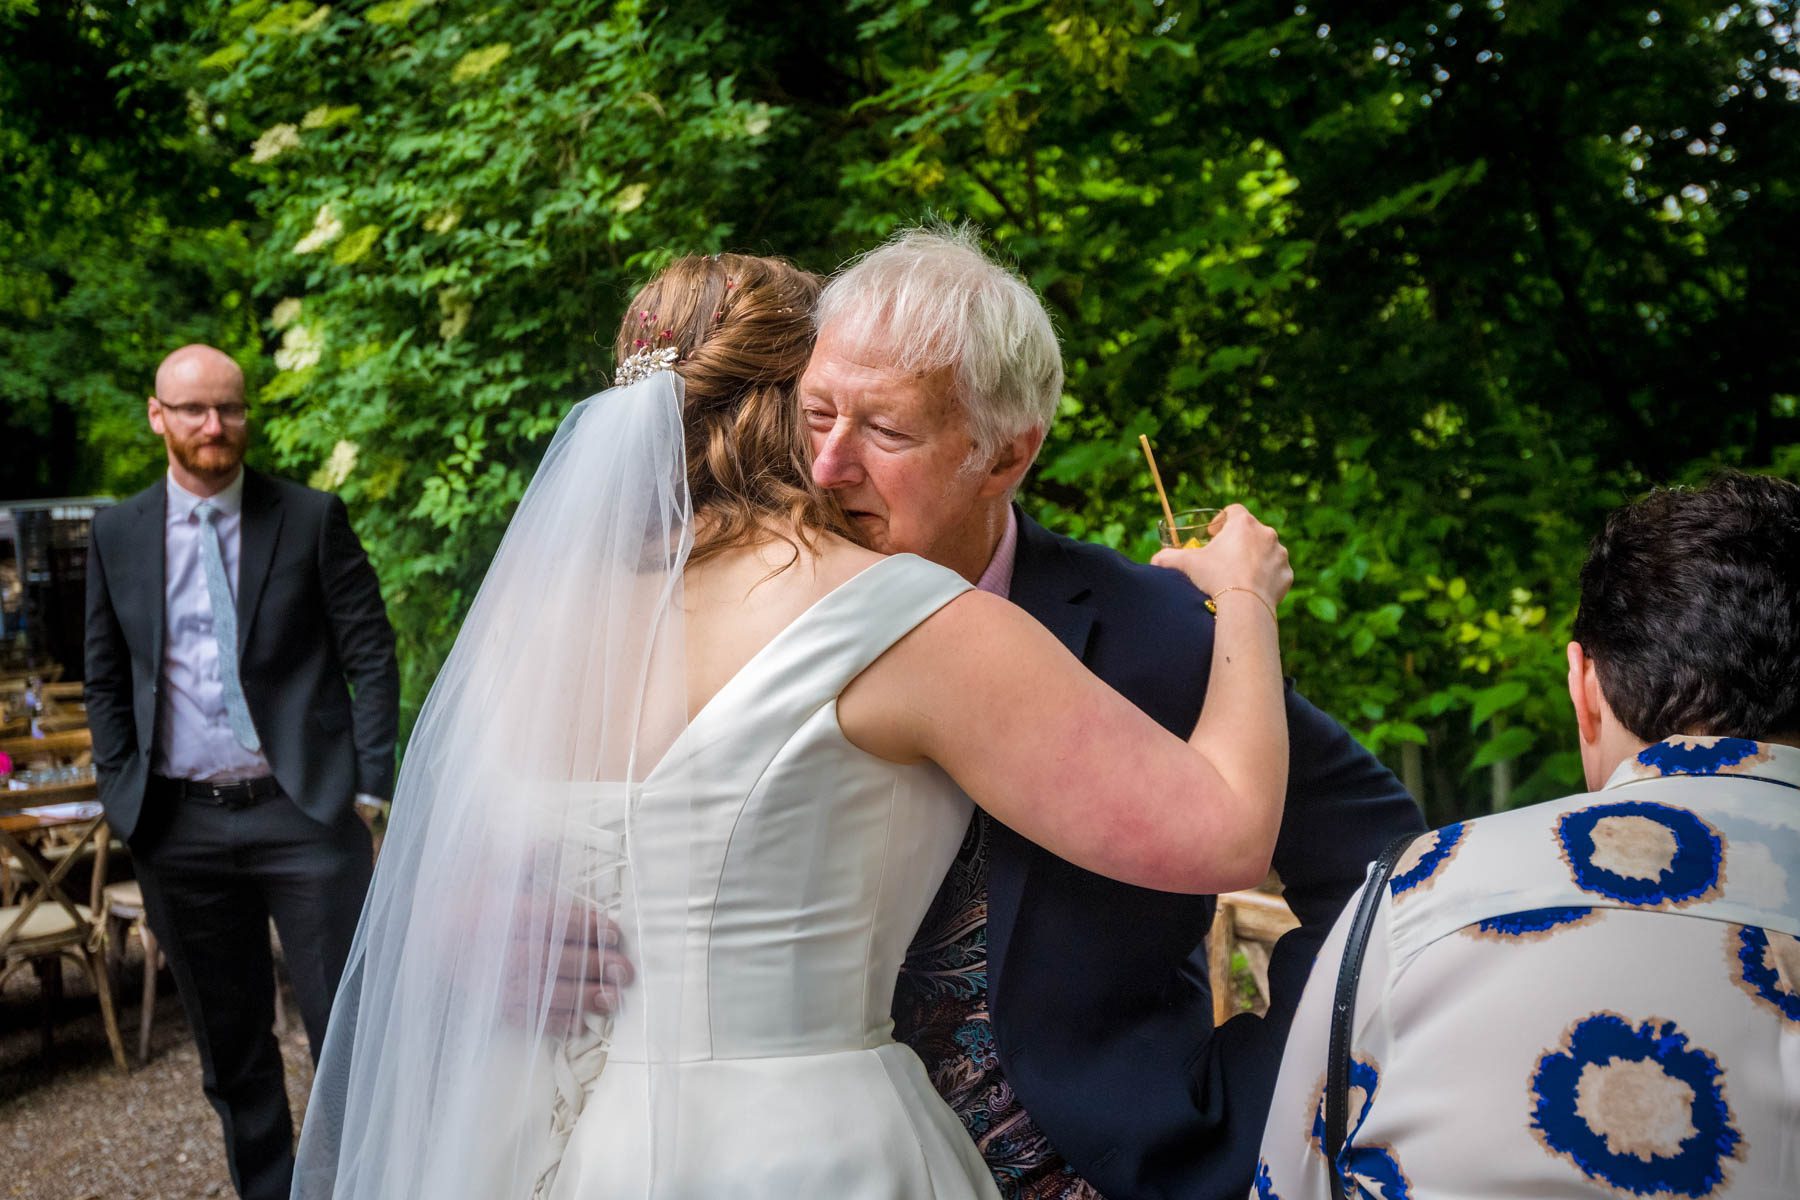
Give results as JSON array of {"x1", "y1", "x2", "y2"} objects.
[{"x1": 0, "y1": 942, "x2": 314, "y2": 1200}]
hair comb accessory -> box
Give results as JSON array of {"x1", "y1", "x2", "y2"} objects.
[{"x1": 614, "y1": 345, "x2": 679, "y2": 386}]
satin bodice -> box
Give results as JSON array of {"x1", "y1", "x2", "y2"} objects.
[{"x1": 598, "y1": 553, "x2": 975, "y2": 1062}]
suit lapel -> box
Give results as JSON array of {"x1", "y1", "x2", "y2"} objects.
[
  {"x1": 985, "y1": 507, "x2": 1099, "y2": 1002},
  {"x1": 1006, "y1": 507, "x2": 1097, "y2": 661},
  {"x1": 127, "y1": 480, "x2": 169, "y2": 668},
  {"x1": 236, "y1": 469, "x2": 282, "y2": 654}
]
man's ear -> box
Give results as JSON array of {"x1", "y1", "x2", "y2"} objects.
[
  {"x1": 147, "y1": 395, "x2": 166, "y2": 437},
  {"x1": 1567, "y1": 641, "x2": 1603, "y2": 747},
  {"x1": 977, "y1": 426, "x2": 1046, "y2": 499}
]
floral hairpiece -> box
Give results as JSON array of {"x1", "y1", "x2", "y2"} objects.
[{"x1": 614, "y1": 345, "x2": 679, "y2": 387}]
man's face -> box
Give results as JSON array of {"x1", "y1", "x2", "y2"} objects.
[
  {"x1": 149, "y1": 367, "x2": 248, "y2": 482},
  {"x1": 801, "y1": 322, "x2": 1000, "y2": 577}
]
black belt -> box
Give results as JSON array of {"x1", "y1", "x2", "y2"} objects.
[{"x1": 154, "y1": 774, "x2": 284, "y2": 809}]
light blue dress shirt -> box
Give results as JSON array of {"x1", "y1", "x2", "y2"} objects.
[{"x1": 155, "y1": 469, "x2": 272, "y2": 783}]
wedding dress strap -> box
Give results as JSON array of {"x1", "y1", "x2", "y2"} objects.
[
  {"x1": 675, "y1": 553, "x2": 971, "y2": 763},
  {"x1": 799, "y1": 553, "x2": 975, "y2": 692}
]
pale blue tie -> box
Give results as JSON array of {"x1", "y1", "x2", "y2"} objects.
[{"x1": 195, "y1": 501, "x2": 261, "y2": 752}]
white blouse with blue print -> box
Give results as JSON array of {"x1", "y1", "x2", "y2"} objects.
[{"x1": 1251, "y1": 736, "x2": 1800, "y2": 1200}]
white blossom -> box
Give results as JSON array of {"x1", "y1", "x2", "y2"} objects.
[
  {"x1": 313, "y1": 439, "x2": 359, "y2": 490},
  {"x1": 293, "y1": 204, "x2": 344, "y2": 254},
  {"x1": 275, "y1": 323, "x2": 323, "y2": 371},
  {"x1": 251, "y1": 123, "x2": 302, "y2": 163},
  {"x1": 271, "y1": 297, "x2": 303, "y2": 330}
]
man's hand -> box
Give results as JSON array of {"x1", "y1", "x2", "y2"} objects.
[
  {"x1": 354, "y1": 793, "x2": 389, "y2": 833},
  {"x1": 499, "y1": 911, "x2": 637, "y2": 1036}
]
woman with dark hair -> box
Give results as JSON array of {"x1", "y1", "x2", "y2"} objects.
[
  {"x1": 1253, "y1": 472, "x2": 1800, "y2": 1200},
  {"x1": 295, "y1": 252, "x2": 1294, "y2": 1199}
]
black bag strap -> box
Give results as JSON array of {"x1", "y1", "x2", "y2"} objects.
[{"x1": 1325, "y1": 831, "x2": 1420, "y2": 1200}]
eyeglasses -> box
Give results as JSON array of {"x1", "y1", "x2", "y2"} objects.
[{"x1": 157, "y1": 400, "x2": 249, "y2": 425}]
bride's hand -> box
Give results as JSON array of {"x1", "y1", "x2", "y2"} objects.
[{"x1": 1151, "y1": 504, "x2": 1292, "y2": 613}]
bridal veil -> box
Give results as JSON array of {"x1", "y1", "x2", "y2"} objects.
[{"x1": 295, "y1": 373, "x2": 695, "y2": 1198}]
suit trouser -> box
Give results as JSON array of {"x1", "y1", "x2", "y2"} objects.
[{"x1": 131, "y1": 778, "x2": 372, "y2": 1200}]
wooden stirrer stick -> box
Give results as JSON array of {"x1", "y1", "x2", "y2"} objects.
[{"x1": 1138, "y1": 434, "x2": 1179, "y2": 544}]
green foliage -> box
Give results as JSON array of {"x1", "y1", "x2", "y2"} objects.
[
  {"x1": 830, "y1": 0, "x2": 1800, "y2": 821},
  {"x1": 190, "y1": 0, "x2": 821, "y2": 716},
  {"x1": 8, "y1": 0, "x2": 1799, "y2": 821},
  {"x1": 0, "y1": 0, "x2": 259, "y2": 498}
]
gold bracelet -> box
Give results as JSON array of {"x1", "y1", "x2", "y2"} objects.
[{"x1": 1210, "y1": 586, "x2": 1277, "y2": 622}]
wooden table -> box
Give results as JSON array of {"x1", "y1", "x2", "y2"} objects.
[
  {"x1": 1, "y1": 782, "x2": 102, "y2": 829},
  {"x1": 2, "y1": 775, "x2": 105, "y2": 899},
  {"x1": 0, "y1": 727, "x2": 92, "y2": 762}
]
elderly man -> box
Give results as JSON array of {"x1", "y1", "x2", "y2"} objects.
[
  {"x1": 1253, "y1": 472, "x2": 1800, "y2": 1198},
  {"x1": 84, "y1": 345, "x2": 398, "y2": 1200},
  {"x1": 797, "y1": 227, "x2": 1423, "y2": 1200}
]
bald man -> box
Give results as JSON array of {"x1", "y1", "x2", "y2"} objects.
[{"x1": 84, "y1": 345, "x2": 398, "y2": 1200}]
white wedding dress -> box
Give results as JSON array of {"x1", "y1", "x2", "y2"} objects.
[
  {"x1": 294, "y1": 379, "x2": 1004, "y2": 1200},
  {"x1": 543, "y1": 552, "x2": 1000, "y2": 1198}
]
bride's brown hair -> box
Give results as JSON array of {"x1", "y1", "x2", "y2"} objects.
[{"x1": 614, "y1": 253, "x2": 855, "y2": 565}]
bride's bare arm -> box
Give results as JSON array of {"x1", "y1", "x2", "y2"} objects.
[{"x1": 839, "y1": 506, "x2": 1291, "y2": 896}]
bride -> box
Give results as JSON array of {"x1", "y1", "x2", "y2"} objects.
[{"x1": 293, "y1": 252, "x2": 1293, "y2": 1198}]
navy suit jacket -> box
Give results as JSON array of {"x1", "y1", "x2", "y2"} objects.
[
  {"x1": 982, "y1": 510, "x2": 1421, "y2": 1199},
  {"x1": 83, "y1": 469, "x2": 399, "y2": 841}
]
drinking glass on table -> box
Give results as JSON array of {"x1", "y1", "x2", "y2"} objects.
[{"x1": 1157, "y1": 507, "x2": 1222, "y2": 550}]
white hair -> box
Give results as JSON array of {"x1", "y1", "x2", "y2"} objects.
[{"x1": 816, "y1": 224, "x2": 1063, "y2": 466}]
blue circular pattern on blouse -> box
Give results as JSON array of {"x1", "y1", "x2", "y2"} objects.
[
  {"x1": 1635, "y1": 737, "x2": 1761, "y2": 777},
  {"x1": 1389, "y1": 822, "x2": 1467, "y2": 898},
  {"x1": 1252, "y1": 1159, "x2": 1282, "y2": 1200},
  {"x1": 1310, "y1": 1058, "x2": 1413, "y2": 1199},
  {"x1": 1735, "y1": 926, "x2": 1800, "y2": 1023},
  {"x1": 1531, "y1": 1013, "x2": 1739, "y2": 1197},
  {"x1": 1474, "y1": 906, "x2": 1595, "y2": 937},
  {"x1": 1556, "y1": 801, "x2": 1723, "y2": 906}
]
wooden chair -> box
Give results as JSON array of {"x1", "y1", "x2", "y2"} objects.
[
  {"x1": 101, "y1": 880, "x2": 162, "y2": 1063},
  {"x1": 32, "y1": 682, "x2": 87, "y2": 734},
  {"x1": 0, "y1": 669, "x2": 70, "y2": 736},
  {"x1": 0, "y1": 665, "x2": 65, "y2": 697},
  {"x1": 102, "y1": 885, "x2": 289, "y2": 1062},
  {"x1": 40, "y1": 681, "x2": 84, "y2": 704},
  {"x1": 1, "y1": 732, "x2": 98, "y2": 907},
  {"x1": 0, "y1": 799, "x2": 129, "y2": 1071},
  {"x1": 1206, "y1": 888, "x2": 1301, "y2": 1025}
]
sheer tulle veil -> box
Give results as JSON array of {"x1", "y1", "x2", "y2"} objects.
[{"x1": 294, "y1": 372, "x2": 695, "y2": 1198}]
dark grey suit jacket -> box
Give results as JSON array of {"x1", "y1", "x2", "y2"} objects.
[
  {"x1": 83, "y1": 468, "x2": 399, "y2": 840},
  {"x1": 975, "y1": 510, "x2": 1422, "y2": 1199}
]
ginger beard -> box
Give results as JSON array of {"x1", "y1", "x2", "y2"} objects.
[{"x1": 165, "y1": 419, "x2": 247, "y2": 480}]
